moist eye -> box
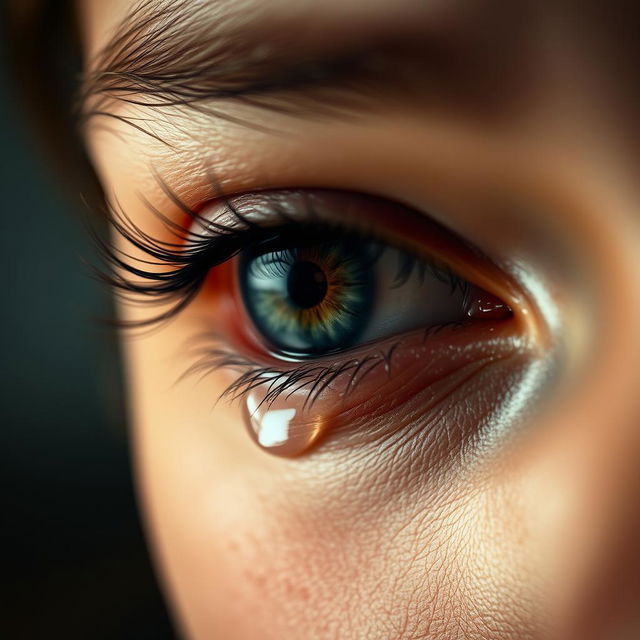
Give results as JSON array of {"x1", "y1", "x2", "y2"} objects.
[{"x1": 237, "y1": 231, "x2": 476, "y2": 359}]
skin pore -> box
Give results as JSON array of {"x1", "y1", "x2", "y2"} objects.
[{"x1": 79, "y1": 1, "x2": 640, "y2": 638}]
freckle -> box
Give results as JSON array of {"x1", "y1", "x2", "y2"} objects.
[
  {"x1": 245, "y1": 570, "x2": 267, "y2": 590},
  {"x1": 298, "y1": 586, "x2": 311, "y2": 601},
  {"x1": 283, "y1": 580, "x2": 310, "y2": 601}
]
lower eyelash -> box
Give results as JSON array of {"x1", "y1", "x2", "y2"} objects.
[
  {"x1": 179, "y1": 322, "x2": 469, "y2": 409},
  {"x1": 180, "y1": 336, "x2": 404, "y2": 411}
]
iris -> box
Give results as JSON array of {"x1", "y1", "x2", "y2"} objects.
[{"x1": 239, "y1": 239, "x2": 375, "y2": 356}]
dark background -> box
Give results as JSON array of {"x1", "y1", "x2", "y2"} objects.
[{"x1": 0, "y1": 14, "x2": 176, "y2": 640}]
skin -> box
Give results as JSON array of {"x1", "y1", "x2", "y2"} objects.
[{"x1": 79, "y1": 1, "x2": 640, "y2": 638}]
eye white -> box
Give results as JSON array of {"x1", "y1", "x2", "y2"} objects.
[{"x1": 357, "y1": 248, "x2": 467, "y2": 343}]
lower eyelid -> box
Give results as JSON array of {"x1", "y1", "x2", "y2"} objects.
[
  {"x1": 291, "y1": 320, "x2": 526, "y2": 417},
  {"x1": 194, "y1": 312, "x2": 533, "y2": 456}
]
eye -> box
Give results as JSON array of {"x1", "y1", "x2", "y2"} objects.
[
  {"x1": 185, "y1": 190, "x2": 530, "y2": 457},
  {"x1": 105, "y1": 186, "x2": 533, "y2": 460},
  {"x1": 239, "y1": 233, "x2": 475, "y2": 357}
]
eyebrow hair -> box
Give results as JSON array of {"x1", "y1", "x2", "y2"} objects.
[{"x1": 80, "y1": 0, "x2": 446, "y2": 127}]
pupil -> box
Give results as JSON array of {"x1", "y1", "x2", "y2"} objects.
[{"x1": 287, "y1": 260, "x2": 328, "y2": 309}]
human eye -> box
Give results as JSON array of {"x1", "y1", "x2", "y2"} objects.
[{"x1": 107, "y1": 186, "x2": 536, "y2": 459}]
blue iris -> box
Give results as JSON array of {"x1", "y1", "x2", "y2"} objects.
[{"x1": 239, "y1": 240, "x2": 375, "y2": 356}]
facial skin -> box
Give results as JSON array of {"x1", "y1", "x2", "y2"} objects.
[{"x1": 79, "y1": 1, "x2": 640, "y2": 638}]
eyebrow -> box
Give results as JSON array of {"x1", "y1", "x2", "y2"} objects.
[{"x1": 80, "y1": 0, "x2": 451, "y2": 125}]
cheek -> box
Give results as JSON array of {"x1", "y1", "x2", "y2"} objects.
[{"x1": 130, "y1": 327, "x2": 540, "y2": 639}]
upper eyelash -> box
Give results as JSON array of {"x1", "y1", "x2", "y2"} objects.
[
  {"x1": 95, "y1": 181, "x2": 470, "y2": 330},
  {"x1": 95, "y1": 189, "x2": 276, "y2": 328}
]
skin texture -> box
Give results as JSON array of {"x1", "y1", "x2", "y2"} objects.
[{"x1": 80, "y1": 1, "x2": 640, "y2": 638}]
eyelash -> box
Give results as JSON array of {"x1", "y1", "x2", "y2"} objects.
[
  {"x1": 183, "y1": 320, "x2": 471, "y2": 413},
  {"x1": 185, "y1": 340, "x2": 398, "y2": 410},
  {"x1": 97, "y1": 182, "x2": 477, "y2": 407},
  {"x1": 99, "y1": 186, "x2": 470, "y2": 324}
]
